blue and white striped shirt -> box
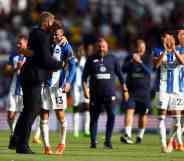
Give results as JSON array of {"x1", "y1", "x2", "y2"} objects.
[
  {"x1": 154, "y1": 48, "x2": 184, "y2": 93},
  {"x1": 47, "y1": 42, "x2": 76, "y2": 88},
  {"x1": 8, "y1": 52, "x2": 26, "y2": 95}
]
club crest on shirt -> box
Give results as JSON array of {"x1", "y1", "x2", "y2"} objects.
[{"x1": 100, "y1": 66, "x2": 106, "y2": 72}]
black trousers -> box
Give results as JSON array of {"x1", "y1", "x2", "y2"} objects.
[
  {"x1": 13, "y1": 85, "x2": 42, "y2": 147},
  {"x1": 90, "y1": 98, "x2": 116, "y2": 144}
]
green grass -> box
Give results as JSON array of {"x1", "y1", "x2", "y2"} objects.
[{"x1": 0, "y1": 131, "x2": 184, "y2": 161}]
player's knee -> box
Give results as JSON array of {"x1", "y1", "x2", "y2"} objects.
[
  {"x1": 7, "y1": 115, "x2": 15, "y2": 121},
  {"x1": 173, "y1": 117, "x2": 181, "y2": 127},
  {"x1": 158, "y1": 115, "x2": 166, "y2": 121},
  {"x1": 158, "y1": 115, "x2": 166, "y2": 129},
  {"x1": 61, "y1": 120, "x2": 67, "y2": 128},
  {"x1": 41, "y1": 119, "x2": 48, "y2": 125}
]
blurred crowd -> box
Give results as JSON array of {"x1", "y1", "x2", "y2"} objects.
[
  {"x1": 0, "y1": 0, "x2": 184, "y2": 103},
  {"x1": 0, "y1": 0, "x2": 184, "y2": 55}
]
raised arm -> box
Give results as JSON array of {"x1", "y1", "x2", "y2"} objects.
[
  {"x1": 64, "y1": 44, "x2": 76, "y2": 85},
  {"x1": 122, "y1": 56, "x2": 132, "y2": 73},
  {"x1": 153, "y1": 51, "x2": 165, "y2": 69},
  {"x1": 114, "y1": 56, "x2": 129, "y2": 101},
  {"x1": 140, "y1": 62, "x2": 152, "y2": 76}
]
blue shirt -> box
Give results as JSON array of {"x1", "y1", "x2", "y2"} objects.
[
  {"x1": 153, "y1": 47, "x2": 184, "y2": 93},
  {"x1": 8, "y1": 51, "x2": 26, "y2": 95},
  {"x1": 47, "y1": 42, "x2": 76, "y2": 88}
]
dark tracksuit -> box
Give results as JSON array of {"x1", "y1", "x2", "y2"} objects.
[
  {"x1": 82, "y1": 53, "x2": 124, "y2": 144},
  {"x1": 13, "y1": 27, "x2": 64, "y2": 151},
  {"x1": 122, "y1": 55, "x2": 152, "y2": 114}
]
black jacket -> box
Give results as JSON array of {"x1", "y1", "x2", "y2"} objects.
[
  {"x1": 20, "y1": 27, "x2": 63, "y2": 86},
  {"x1": 82, "y1": 53, "x2": 124, "y2": 99}
]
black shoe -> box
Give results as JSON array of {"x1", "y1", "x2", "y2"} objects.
[
  {"x1": 8, "y1": 136, "x2": 16, "y2": 150},
  {"x1": 120, "y1": 134, "x2": 134, "y2": 144},
  {"x1": 135, "y1": 137, "x2": 142, "y2": 144},
  {"x1": 104, "y1": 141, "x2": 113, "y2": 149},
  {"x1": 90, "y1": 142, "x2": 96, "y2": 148},
  {"x1": 16, "y1": 144, "x2": 35, "y2": 154}
]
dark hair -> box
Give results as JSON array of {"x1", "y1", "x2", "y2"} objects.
[
  {"x1": 16, "y1": 34, "x2": 28, "y2": 40},
  {"x1": 51, "y1": 20, "x2": 64, "y2": 32}
]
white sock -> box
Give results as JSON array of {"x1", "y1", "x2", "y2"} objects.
[
  {"x1": 158, "y1": 116, "x2": 167, "y2": 147},
  {"x1": 125, "y1": 126, "x2": 132, "y2": 138},
  {"x1": 59, "y1": 120, "x2": 67, "y2": 145},
  {"x1": 84, "y1": 111, "x2": 90, "y2": 134},
  {"x1": 7, "y1": 118, "x2": 16, "y2": 136},
  {"x1": 34, "y1": 116, "x2": 41, "y2": 139},
  {"x1": 73, "y1": 113, "x2": 80, "y2": 135},
  {"x1": 175, "y1": 117, "x2": 183, "y2": 145},
  {"x1": 137, "y1": 128, "x2": 145, "y2": 139},
  {"x1": 40, "y1": 120, "x2": 50, "y2": 147}
]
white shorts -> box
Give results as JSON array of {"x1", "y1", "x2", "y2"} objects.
[
  {"x1": 7, "y1": 93, "x2": 23, "y2": 112},
  {"x1": 157, "y1": 92, "x2": 184, "y2": 111},
  {"x1": 72, "y1": 86, "x2": 89, "y2": 106},
  {"x1": 41, "y1": 86, "x2": 67, "y2": 111}
]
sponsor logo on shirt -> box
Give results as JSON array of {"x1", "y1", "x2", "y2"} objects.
[
  {"x1": 93, "y1": 59, "x2": 99, "y2": 63},
  {"x1": 96, "y1": 73, "x2": 111, "y2": 79}
]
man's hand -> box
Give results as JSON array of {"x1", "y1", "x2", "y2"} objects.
[
  {"x1": 83, "y1": 81, "x2": 90, "y2": 99},
  {"x1": 171, "y1": 36, "x2": 176, "y2": 53},
  {"x1": 123, "y1": 91, "x2": 129, "y2": 102},
  {"x1": 163, "y1": 35, "x2": 173, "y2": 52},
  {"x1": 62, "y1": 83, "x2": 71, "y2": 93},
  {"x1": 122, "y1": 84, "x2": 129, "y2": 102},
  {"x1": 132, "y1": 53, "x2": 142, "y2": 64},
  {"x1": 83, "y1": 88, "x2": 90, "y2": 99},
  {"x1": 2, "y1": 64, "x2": 14, "y2": 76},
  {"x1": 163, "y1": 39, "x2": 169, "y2": 52},
  {"x1": 17, "y1": 48, "x2": 33, "y2": 57},
  {"x1": 16, "y1": 61, "x2": 24, "y2": 70},
  {"x1": 60, "y1": 36, "x2": 68, "y2": 46}
]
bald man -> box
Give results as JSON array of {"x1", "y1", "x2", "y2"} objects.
[
  {"x1": 11, "y1": 12, "x2": 64, "y2": 154},
  {"x1": 82, "y1": 38, "x2": 127, "y2": 149}
]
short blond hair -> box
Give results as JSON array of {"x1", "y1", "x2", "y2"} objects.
[{"x1": 39, "y1": 11, "x2": 55, "y2": 24}]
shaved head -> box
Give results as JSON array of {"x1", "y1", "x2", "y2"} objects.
[{"x1": 97, "y1": 38, "x2": 108, "y2": 57}]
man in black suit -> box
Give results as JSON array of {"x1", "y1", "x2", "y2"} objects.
[{"x1": 10, "y1": 12, "x2": 65, "y2": 154}]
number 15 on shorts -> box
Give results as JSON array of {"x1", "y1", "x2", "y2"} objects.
[{"x1": 56, "y1": 96, "x2": 63, "y2": 104}]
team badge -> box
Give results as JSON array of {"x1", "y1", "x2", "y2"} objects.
[{"x1": 100, "y1": 66, "x2": 106, "y2": 72}]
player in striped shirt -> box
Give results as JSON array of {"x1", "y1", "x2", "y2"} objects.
[
  {"x1": 5, "y1": 34, "x2": 42, "y2": 149},
  {"x1": 166, "y1": 24, "x2": 184, "y2": 151},
  {"x1": 40, "y1": 20, "x2": 76, "y2": 155},
  {"x1": 153, "y1": 32, "x2": 184, "y2": 153}
]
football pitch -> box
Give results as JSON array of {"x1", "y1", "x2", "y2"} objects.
[{"x1": 0, "y1": 131, "x2": 184, "y2": 161}]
